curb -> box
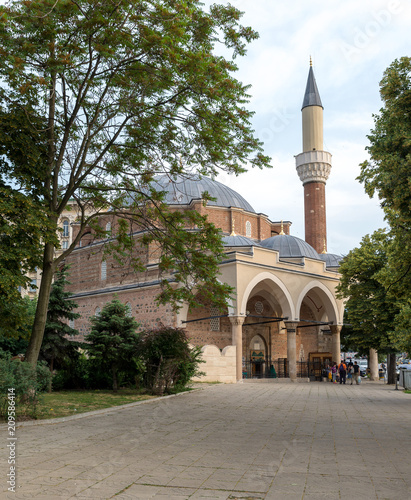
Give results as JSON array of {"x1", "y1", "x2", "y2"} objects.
[{"x1": 1, "y1": 386, "x2": 208, "y2": 429}]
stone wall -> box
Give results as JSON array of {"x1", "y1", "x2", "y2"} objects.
[{"x1": 192, "y1": 345, "x2": 237, "y2": 383}]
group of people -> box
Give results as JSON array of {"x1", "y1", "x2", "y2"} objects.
[{"x1": 326, "y1": 360, "x2": 361, "y2": 385}]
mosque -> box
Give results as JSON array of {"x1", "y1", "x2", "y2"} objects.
[{"x1": 65, "y1": 64, "x2": 346, "y2": 382}]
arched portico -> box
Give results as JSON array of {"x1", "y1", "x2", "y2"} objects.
[
  {"x1": 296, "y1": 280, "x2": 342, "y2": 324},
  {"x1": 240, "y1": 272, "x2": 295, "y2": 319}
]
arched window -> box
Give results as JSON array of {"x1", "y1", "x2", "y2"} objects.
[
  {"x1": 246, "y1": 220, "x2": 251, "y2": 238},
  {"x1": 101, "y1": 260, "x2": 107, "y2": 281},
  {"x1": 210, "y1": 306, "x2": 220, "y2": 332},
  {"x1": 125, "y1": 302, "x2": 132, "y2": 317},
  {"x1": 105, "y1": 222, "x2": 111, "y2": 236},
  {"x1": 95, "y1": 306, "x2": 101, "y2": 316},
  {"x1": 63, "y1": 220, "x2": 69, "y2": 237}
]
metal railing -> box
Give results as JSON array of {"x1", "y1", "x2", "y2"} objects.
[{"x1": 242, "y1": 358, "x2": 329, "y2": 380}]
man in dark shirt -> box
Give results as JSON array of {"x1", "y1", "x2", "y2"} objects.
[
  {"x1": 353, "y1": 361, "x2": 360, "y2": 385},
  {"x1": 338, "y1": 361, "x2": 347, "y2": 385}
]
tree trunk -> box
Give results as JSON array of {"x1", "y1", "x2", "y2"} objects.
[
  {"x1": 112, "y1": 365, "x2": 118, "y2": 392},
  {"x1": 25, "y1": 242, "x2": 56, "y2": 366},
  {"x1": 387, "y1": 353, "x2": 396, "y2": 384}
]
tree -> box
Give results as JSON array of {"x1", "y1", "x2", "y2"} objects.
[
  {"x1": 0, "y1": 0, "x2": 270, "y2": 366},
  {"x1": 139, "y1": 325, "x2": 203, "y2": 395},
  {"x1": 0, "y1": 188, "x2": 55, "y2": 334},
  {"x1": 337, "y1": 231, "x2": 400, "y2": 383},
  {"x1": 358, "y1": 56, "x2": 411, "y2": 353},
  {"x1": 0, "y1": 100, "x2": 57, "y2": 332},
  {"x1": 85, "y1": 298, "x2": 141, "y2": 392},
  {"x1": 0, "y1": 295, "x2": 37, "y2": 344},
  {"x1": 40, "y1": 266, "x2": 81, "y2": 390}
]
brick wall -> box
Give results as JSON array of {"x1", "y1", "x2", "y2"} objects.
[
  {"x1": 304, "y1": 181, "x2": 327, "y2": 254},
  {"x1": 69, "y1": 286, "x2": 175, "y2": 342}
]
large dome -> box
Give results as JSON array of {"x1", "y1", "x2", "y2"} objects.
[
  {"x1": 153, "y1": 175, "x2": 255, "y2": 213},
  {"x1": 260, "y1": 234, "x2": 320, "y2": 260}
]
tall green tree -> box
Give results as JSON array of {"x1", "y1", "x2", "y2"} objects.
[
  {"x1": 0, "y1": 0, "x2": 270, "y2": 366},
  {"x1": 0, "y1": 100, "x2": 57, "y2": 331},
  {"x1": 86, "y1": 298, "x2": 141, "y2": 392},
  {"x1": 337, "y1": 231, "x2": 400, "y2": 382},
  {"x1": 40, "y1": 266, "x2": 81, "y2": 389},
  {"x1": 358, "y1": 56, "x2": 411, "y2": 353}
]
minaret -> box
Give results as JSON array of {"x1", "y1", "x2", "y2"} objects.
[{"x1": 295, "y1": 59, "x2": 332, "y2": 254}]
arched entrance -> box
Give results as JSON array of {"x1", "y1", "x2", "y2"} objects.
[{"x1": 249, "y1": 334, "x2": 267, "y2": 378}]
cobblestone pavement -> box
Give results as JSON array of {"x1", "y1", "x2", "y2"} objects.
[{"x1": 1, "y1": 381, "x2": 411, "y2": 499}]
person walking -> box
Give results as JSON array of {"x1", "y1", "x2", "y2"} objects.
[
  {"x1": 338, "y1": 361, "x2": 347, "y2": 385},
  {"x1": 353, "y1": 361, "x2": 360, "y2": 385},
  {"x1": 347, "y1": 360, "x2": 354, "y2": 385},
  {"x1": 331, "y1": 362, "x2": 337, "y2": 383}
]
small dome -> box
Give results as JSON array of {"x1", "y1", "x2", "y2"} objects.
[
  {"x1": 222, "y1": 235, "x2": 261, "y2": 247},
  {"x1": 319, "y1": 253, "x2": 343, "y2": 268},
  {"x1": 153, "y1": 174, "x2": 255, "y2": 213},
  {"x1": 260, "y1": 234, "x2": 320, "y2": 260}
]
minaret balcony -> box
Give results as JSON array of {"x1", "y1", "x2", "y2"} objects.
[{"x1": 295, "y1": 150, "x2": 332, "y2": 185}]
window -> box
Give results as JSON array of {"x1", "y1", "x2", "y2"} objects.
[
  {"x1": 69, "y1": 319, "x2": 75, "y2": 329},
  {"x1": 101, "y1": 260, "x2": 107, "y2": 280},
  {"x1": 95, "y1": 306, "x2": 101, "y2": 316},
  {"x1": 210, "y1": 306, "x2": 220, "y2": 331},
  {"x1": 105, "y1": 222, "x2": 111, "y2": 235},
  {"x1": 29, "y1": 279, "x2": 37, "y2": 292},
  {"x1": 125, "y1": 302, "x2": 132, "y2": 317},
  {"x1": 63, "y1": 220, "x2": 69, "y2": 237},
  {"x1": 255, "y1": 301, "x2": 264, "y2": 314},
  {"x1": 62, "y1": 240, "x2": 69, "y2": 249},
  {"x1": 246, "y1": 220, "x2": 251, "y2": 238}
]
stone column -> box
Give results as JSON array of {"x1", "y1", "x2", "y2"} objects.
[
  {"x1": 330, "y1": 325, "x2": 342, "y2": 364},
  {"x1": 230, "y1": 316, "x2": 245, "y2": 383},
  {"x1": 285, "y1": 321, "x2": 299, "y2": 381},
  {"x1": 369, "y1": 348, "x2": 379, "y2": 381}
]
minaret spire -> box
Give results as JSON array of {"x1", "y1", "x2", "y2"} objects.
[{"x1": 295, "y1": 62, "x2": 332, "y2": 254}]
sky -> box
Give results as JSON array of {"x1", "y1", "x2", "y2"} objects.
[{"x1": 204, "y1": 0, "x2": 411, "y2": 256}]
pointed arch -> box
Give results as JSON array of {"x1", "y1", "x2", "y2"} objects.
[
  {"x1": 240, "y1": 272, "x2": 295, "y2": 319},
  {"x1": 296, "y1": 280, "x2": 341, "y2": 324}
]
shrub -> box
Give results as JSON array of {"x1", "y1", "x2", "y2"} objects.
[
  {"x1": 140, "y1": 326, "x2": 204, "y2": 395},
  {"x1": 0, "y1": 358, "x2": 51, "y2": 419},
  {"x1": 86, "y1": 298, "x2": 141, "y2": 392}
]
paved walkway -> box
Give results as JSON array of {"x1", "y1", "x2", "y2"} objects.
[{"x1": 1, "y1": 381, "x2": 410, "y2": 499}]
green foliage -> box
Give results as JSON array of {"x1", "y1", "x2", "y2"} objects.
[
  {"x1": 0, "y1": 336, "x2": 29, "y2": 357},
  {"x1": 139, "y1": 325, "x2": 204, "y2": 395},
  {"x1": 0, "y1": 187, "x2": 56, "y2": 333},
  {"x1": 359, "y1": 57, "x2": 411, "y2": 223},
  {"x1": 0, "y1": 357, "x2": 51, "y2": 419},
  {"x1": 40, "y1": 267, "x2": 81, "y2": 372},
  {"x1": 0, "y1": 0, "x2": 270, "y2": 365},
  {"x1": 357, "y1": 57, "x2": 411, "y2": 352},
  {"x1": 0, "y1": 295, "x2": 36, "y2": 340},
  {"x1": 337, "y1": 230, "x2": 400, "y2": 352},
  {"x1": 51, "y1": 355, "x2": 113, "y2": 391},
  {"x1": 85, "y1": 298, "x2": 141, "y2": 392}
]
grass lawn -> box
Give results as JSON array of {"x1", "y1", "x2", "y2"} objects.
[{"x1": 16, "y1": 389, "x2": 157, "y2": 421}]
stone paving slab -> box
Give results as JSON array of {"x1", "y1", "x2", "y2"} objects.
[{"x1": 1, "y1": 381, "x2": 411, "y2": 499}]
